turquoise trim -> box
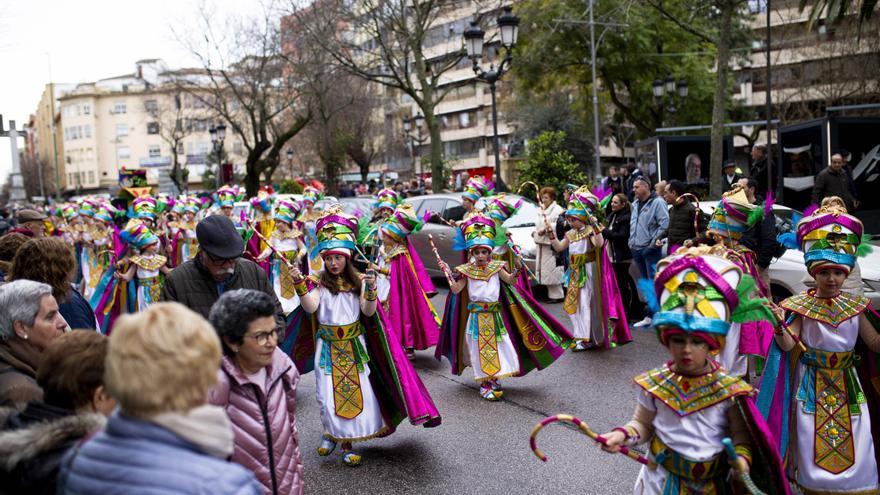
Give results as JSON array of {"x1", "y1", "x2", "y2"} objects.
[{"x1": 651, "y1": 312, "x2": 730, "y2": 335}]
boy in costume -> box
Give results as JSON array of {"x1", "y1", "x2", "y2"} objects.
[
  {"x1": 548, "y1": 186, "x2": 631, "y2": 351},
  {"x1": 757, "y1": 197, "x2": 880, "y2": 494},
  {"x1": 485, "y1": 194, "x2": 533, "y2": 295},
  {"x1": 288, "y1": 205, "x2": 441, "y2": 467},
  {"x1": 436, "y1": 211, "x2": 573, "y2": 401},
  {"x1": 256, "y1": 199, "x2": 307, "y2": 315},
  {"x1": 599, "y1": 246, "x2": 789, "y2": 495},
  {"x1": 118, "y1": 220, "x2": 171, "y2": 311}
]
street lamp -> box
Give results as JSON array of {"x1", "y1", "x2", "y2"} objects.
[
  {"x1": 653, "y1": 73, "x2": 688, "y2": 119},
  {"x1": 402, "y1": 112, "x2": 428, "y2": 178},
  {"x1": 286, "y1": 148, "x2": 295, "y2": 180},
  {"x1": 464, "y1": 5, "x2": 519, "y2": 192},
  {"x1": 210, "y1": 123, "x2": 227, "y2": 187}
]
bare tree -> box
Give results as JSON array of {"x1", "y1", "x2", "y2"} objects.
[
  {"x1": 172, "y1": 2, "x2": 311, "y2": 196},
  {"x1": 287, "y1": 0, "x2": 500, "y2": 186},
  {"x1": 19, "y1": 155, "x2": 55, "y2": 200},
  {"x1": 143, "y1": 89, "x2": 197, "y2": 193}
]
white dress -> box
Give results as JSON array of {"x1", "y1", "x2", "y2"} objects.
[
  {"x1": 633, "y1": 391, "x2": 731, "y2": 494},
  {"x1": 566, "y1": 230, "x2": 604, "y2": 345},
  {"x1": 313, "y1": 286, "x2": 386, "y2": 442},
  {"x1": 465, "y1": 272, "x2": 520, "y2": 382},
  {"x1": 792, "y1": 316, "x2": 878, "y2": 493},
  {"x1": 375, "y1": 248, "x2": 391, "y2": 304},
  {"x1": 134, "y1": 258, "x2": 162, "y2": 311},
  {"x1": 270, "y1": 236, "x2": 301, "y2": 315}
]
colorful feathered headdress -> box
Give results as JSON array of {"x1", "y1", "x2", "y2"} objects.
[
  {"x1": 795, "y1": 196, "x2": 869, "y2": 276},
  {"x1": 94, "y1": 203, "x2": 119, "y2": 224},
  {"x1": 274, "y1": 199, "x2": 302, "y2": 225},
  {"x1": 374, "y1": 188, "x2": 402, "y2": 212},
  {"x1": 379, "y1": 203, "x2": 424, "y2": 243},
  {"x1": 485, "y1": 194, "x2": 523, "y2": 225},
  {"x1": 454, "y1": 211, "x2": 506, "y2": 252},
  {"x1": 216, "y1": 186, "x2": 242, "y2": 208},
  {"x1": 302, "y1": 186, "x2": 324, "y2": 206},
  {"x1": 250, "y1": 190, "x2": 275, "y2": 214},
  {"x1": 61, "y1": 204, "x2": 80, "y2": 221},
  {"x1": 132, "y1": 196, "x2": 157, "y2": 221},
  {"x1": 314, "y1": 204, "x2": 359, "y2": 258},
  {"x1": 462, "y1": 176, "x2": 494, "y2": 203},
  {"x1": 121, "y1": 220, "x2": 159, "y2": 250},
  {"x1": 78, "y1": 199, "x2": 97, "y2": 218},
  {"x1": 707, "y1": 186, "x2": 761, "y2": 241},
  {"x1": 565, "y1": 186, "x2": 599, "y2": 223},
  {"x1": 183, "y1": 196, "x2": 202, "y2": 214},
  {"x1": 647, "y1": 245, "x2": 773, "y2": 351}
]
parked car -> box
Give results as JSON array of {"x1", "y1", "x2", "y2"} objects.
[
  {"x1": 694, "y1": 203, "x2": 880, "y2": 306},
  {"x1": 404, "y1": 193, "x2": 538, "y2": 279}
]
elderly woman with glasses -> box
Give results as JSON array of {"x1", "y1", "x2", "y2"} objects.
[{"x1": 208, "y1": 289, "x2": 303, "y2": 495}]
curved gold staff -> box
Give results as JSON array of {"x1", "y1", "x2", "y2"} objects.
[{"x1": 530, "y1": 414, "x2": 656, "y2": 468}]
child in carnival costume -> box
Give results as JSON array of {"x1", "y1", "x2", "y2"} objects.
[
  {"x1": 286, "y1": 205, "x2": 441, "y2": 467},
  {"x1": 368, "y1": 203, "x2": 440, "y2": 359},
  {"x1": 117, "y1": 220, "x2": 171, "y2": 312},
  {"x1": 249, "y1": 187, "x2": 276, "y2": 274},
  {"x1": 373, "y1": 188, "x2": 401, "y2": 221},
  {"x1": 165, "y1": 198, "x2": 187, "y2": 267},
  {"x1": 436, "y1": 211, "x2": 573, "y2": 401},
  {"x1": 461, "y1": 176, "x2": 493, "y2": 215},
  {"x1": 757, "y1": 197, "x2": 880, "y2": 495},
  {"x1": 485, "y1": 194, "x2": 534, "y2": 295},
  {"x1": 706, "y1": 185, "x2": 773, "y2": 377},
  {"x1": 89, "y1": 204, "x2": 130, "y2": 330},
  {"x1": 361, "y1": 187, "x2": 404, "y2": 305},
  {"x1": 256, "y1": 199, "x2": 307, "y2": 315},
  {"x1": 299, "y1": 186, "x2": 325, "y2": 273},
  {"x1": 549, "y1": 186, "x2": 632, "y2": 351},
  {"x1": 83, "y1": 202, "x2": 118, "y2": 303},
  {"x1": 598, "y1": 245, "x2": 790, "y2": 495}
]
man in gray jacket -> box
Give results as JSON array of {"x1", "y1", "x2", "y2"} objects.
[
  {"x1": 628, "y1": 177, "x2": 669, "y2": 327},
  {"x1": 161, "y1": 215, "x2": 283, "y2": 324}
]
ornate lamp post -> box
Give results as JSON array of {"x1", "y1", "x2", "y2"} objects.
[
  {"x1": 652, "y1": 73, "x2": 688, "y2": 118},
  {"x1": 209, "y1": 123, "x2": 226, "y2": 187},
  {"x1": 464, "y1": 6, "x2": 519, "y2": 192},
  {"x1": 286, "y1": 148, "x2": 295, "y2": 180}
]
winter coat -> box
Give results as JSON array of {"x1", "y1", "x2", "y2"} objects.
[
  {"x1": 660, "y1": 200, "x2": 700, "y2": 249},
  {"x1": 58, "y1": 412, "x2": 261, "y2": 495},
  {"x1": 628, "y1": 194, "x2": 669, "y2": 250},
  {"x1": 812, "y1": 167, "x2": 855, "y2": 212},
  {"x1": 721, "y1": 173, "x2": 742, "y2": 193},
  {"x1": 740, "y1": 207, "x2": 778, "y2": 269},
  {"x1": 209, "y1": 349, "x2": 304, "y2": 495},
  {"x1": 0, "y1": 338, "x2": 43, "y2": 410},
  {"x1": 0, "y1": 402, "x2": 105, "y2": 495},
  {"x1": 58, "y1": 288, "x2": 97, "y2": 331},
  {"x1": 603, "y1": 207, "x2": 632, "y2": 263},
  {"x1": 161, "y1": 256, "x2": 283, "y2": 324},
  {"x1": 532, "y1": 202, "x2": 565, "y2": 246},
  {"x1": 749, "y1": 156, "x2": 773, "y2": 197}
]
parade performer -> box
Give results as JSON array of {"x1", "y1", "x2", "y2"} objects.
[
  {"x1": 361, "y1": 187, "x2": 403, "y2": 305},
  {"x1": 461, "y1": 175, "x2": 492, "y2": 214},
  {"x1": 581, "y1": 246, "x2": 789, "y2": 495},
  {"x1": 249, "y1": 187, "x2": 275, "y2": 272},
  {"x1": 299, "y1": 186, "x2": 325, "y2": 273},
  {"x1": 373, "y1": 188, "x2": 401, "y2": 221},
  {"x1": 369, "y1": 203, "x2": 440, "y2": 359},
  {"x1": 118, "y1": 221, "x2": 171, "y2": 312},
  {"x1": 132, "y1": 196, "x2": 158, "y2": 228},
  {"x1": 485, "y1": 194, "x2": 533, "y2": 295},
  {"x1": 89, "y1": 203, "x2": 129, "y2": 330},
  {"x1": 436, "y1": 211, "x2": 573, "y2": 401},
  {"x1": 82, "y1": 202, "x2": 117, "y2": 303},
  {"x1": 757, "y1": 197, "x2": 880, "y2": 495},
  {"x1": 77, "y1": 199, "x2": 97, "y2": 297},
  {"x1": 548, "y1": 186, "x2": 631, "y2": 351},
  {"x1": 706, "y1": 185, "x2": 772, "y2": 376},
  {"x1": 256, "y1": 199, "x2": 307, "y2": 315},
  {"x1": 287, "y1": 205, "x2": 441, "y2": 467}
]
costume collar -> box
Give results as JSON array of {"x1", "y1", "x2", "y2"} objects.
[
  {"x1": 634, "y1": 361, "x2": 752, "y2": 417},
  {"x1": 780, "y1": 289, "x2": 868, "y2": 327},
  {"x1": 455, "y1": 260, "x2": 505, "y2": 281}
]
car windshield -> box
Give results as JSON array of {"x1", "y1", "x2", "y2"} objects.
[{"x1": 476, "y1": 194, "x2": 537, "y2": 228}]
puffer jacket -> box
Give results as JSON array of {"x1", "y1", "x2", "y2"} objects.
[
  {"x1": 0, "y1": 403, "x2": 105, "y2": 495},
  {"x1": 58, "y1": 412, "x2": 261, "y2": 495},
  {"x1": 209, "y1": 349, "x2": 303, "y2": 495},
  {"x1": 160, "y1": 256, "x2": 283, "y2": 324}
]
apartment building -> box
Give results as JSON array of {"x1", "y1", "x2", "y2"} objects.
[
  {"x1": 34, "y1": 59, "x2": 245, "y2": 196},
  {"x1": 27, "y1": 83, "x2": 75, "y2": 192}
]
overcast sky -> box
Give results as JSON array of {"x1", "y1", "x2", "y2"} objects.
[{"x1": 0, "y1": 0, "x2": 258, "y2": 186}]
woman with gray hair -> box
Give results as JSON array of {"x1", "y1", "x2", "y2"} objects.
[
  {"x1": 0, "y1": 280, "x2": 69, "y2": 409},
  {"x1": 208, "y1": 289, "x2": 303, "y2": 495}
]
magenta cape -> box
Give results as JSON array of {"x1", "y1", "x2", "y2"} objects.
[
  {"x1": 386, "y1": 241, "x2": 440, "y2": 350},
  {"x1": 436, "y1": 281, "x2": 573, "y2": 377},
  {"x1": 283, "y1": 303, "x2": 441, "y2": 433},
  {"x1": 737, "y1": 248, "x2": 774, "y2": 356},
  {"x1": 596, "y1": 249, "x2": 632, "y2": 347}
]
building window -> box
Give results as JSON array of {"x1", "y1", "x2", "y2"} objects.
[
  {"x1": 116, "y1": 124, "x2": 128, "y2": 137},
  {"x1": 193, "y1": 119, "x2": 208, "y2": 132},
  {"x1": 144, "y1": 100, "x2": 159, "y2": 114},
  {"x1": 84, "y1": 125, "x2": 92, "y2": 138},
  {"x1": 82, "y1": 104, "x2": 91, "y2": 115},
  {"x1": 149, "y1": 145, "x2": 161, "y2": 158},
  {"x1": 88, "y1": 171, "x2": 95, "y2": 183},
  {"x1": 114, "y1": 101, "x2": 127, "y2": 114},
  {"x1": 117, "y1": 146, "x2": 131, "y2": 160},
  {"x1": 233, "y1": 141, "x2": 243, "y2": 154},
  {"x1": 147, "y1": 122, "x2": 160, "y2": 134}
]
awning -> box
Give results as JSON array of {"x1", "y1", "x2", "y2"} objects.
[{"x1": 122, "y1": 187, "x2": 153, "y2": 198}]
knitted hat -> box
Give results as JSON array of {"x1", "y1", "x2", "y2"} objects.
[
  {"x1": 274, "y1": 199, "x2": 302, "y2": 225},
  {"x1": 462, "y1": 176, "x2": 493, "y2": 203},
  {"x1": 315, "y1": 204, "x2": 358, "y2": 258},
  {"x1": 707, "y1": 186, "x2": 761, "y2": 241},
  {"x1": 648, "y1": 246, "x2": 772, "y2": 351},
  {"x1": 121, "y1": 220, "x2": 159, "y2": 250},
  {"x1": 565, "y1": 185, "x2": 599, "y2": 223},
  {"x1": 796, "y1": 196, "x2": 867, "y2": 276},
  {"x1": 375, "y1": 188, "x2": 402, "y2": 212},
  {"x1": 485, "y1": 194, "x2": 523, "y2": 225}
]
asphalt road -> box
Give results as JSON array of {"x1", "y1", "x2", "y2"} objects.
[{"x1": 296, "y1": 286, "x2": 669, "y2": 495}]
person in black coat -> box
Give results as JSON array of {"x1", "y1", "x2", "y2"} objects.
[
  {"x1": 602, "y1": 193, "x2": 641, "y2": 321},
  {"x1": 748, "y1": 144, "x2": 773, "y2": 198},
  {"x1": 721, "y1": 160, "x2": 742, "y2": 193},
  {"x1": 739, "y1": 178, "x2": 777, "y2": 293},
  {"x1": 0, "y1": 331, "x2": 112, "y2": 495}
]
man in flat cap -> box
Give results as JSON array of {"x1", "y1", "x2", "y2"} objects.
[
  {"x1": 161, "y1": 215, "x2": 283, "y2": 323},
  {"x1": 15, "y1": 209, "x2": 48, "y2": 238}
]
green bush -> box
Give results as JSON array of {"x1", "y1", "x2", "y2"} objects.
[{"x1": 516, "y1": 130, "x2": 588, "y2": 196}]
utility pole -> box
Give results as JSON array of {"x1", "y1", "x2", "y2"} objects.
[
  {"x1": 765, "y1": 0, "x2": 775, "y2": 199},
  {"x1": 589, "y1": 0, "x2": 602, "y2": 179}
]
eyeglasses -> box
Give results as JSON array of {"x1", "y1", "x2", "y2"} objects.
[
  {"x1": 204, "y1": 251, "x2": 240, "y2": 266},
  {"x1": 245, "y1": 328, "x2": 282, "y2": 346}
]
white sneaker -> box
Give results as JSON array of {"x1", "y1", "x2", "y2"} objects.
[{"x1": 633, "y1": 317, "x2": 653, "y2": 328}]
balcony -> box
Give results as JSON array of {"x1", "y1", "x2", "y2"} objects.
[{"x1": 139, "y1": 156, "x2": 172, "y2": 168}]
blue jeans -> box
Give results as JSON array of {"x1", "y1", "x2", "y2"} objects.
[{"x1": 631, "y1": 246, "x2": 663, "y2": 316}]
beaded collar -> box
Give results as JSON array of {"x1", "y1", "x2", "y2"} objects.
[
  {"x1": 130, "y1": 254, "x2": 167, "y2": 271},
  {"x1": 634, "y1": 361, "x2": 752, "y2": 417},
  {"x1": 455, "y1": 260, "x2": 505, "y2": 281},
  {"x1": 781, "y1": 289, "x2": 868, "y2": 328}
]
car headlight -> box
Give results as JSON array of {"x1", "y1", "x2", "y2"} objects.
[{"x1": 863, "y1": 280, "x2": 880, "y2": 293}]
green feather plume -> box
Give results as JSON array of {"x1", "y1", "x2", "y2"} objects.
[
  {"x1": 746, "y1": 205, "x2": 764, "y2": 227},
  {"x1": 357, "y1": 216, "x2": 379, "y2": 246},
  {"x1": 857, "y1": 234, "x2": 873, "y2": 257},
  {"x1": 730, "y1": 274, "x2": 775, "y2": 323}
]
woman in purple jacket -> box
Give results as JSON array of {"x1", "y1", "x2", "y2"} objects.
[{"x1": 209, "y1": 289, "x2": 304, "y2": 495}]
